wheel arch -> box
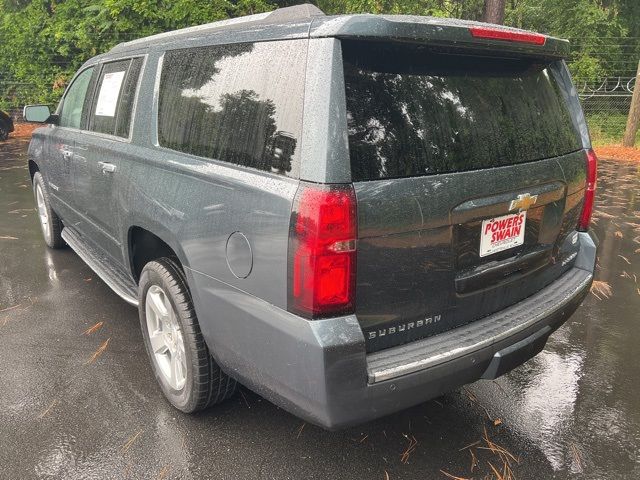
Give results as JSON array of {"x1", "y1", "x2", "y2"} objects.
[{"x1": 126, "y1": 224, "x2": 189, "y2": 283}]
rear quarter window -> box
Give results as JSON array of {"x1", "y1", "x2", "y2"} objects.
[
  {"x1": 158, "y1": 40, "x2": 307, "y2": 177},
  {"x1": 342, "y1": 41, "x2": 582, "y2": 181}
]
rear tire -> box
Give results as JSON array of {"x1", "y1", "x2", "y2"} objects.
[
  {"x1": 33, "y1": 172, "x2": 65, "y2": 248},
  {"x1": 138, "y1": 258, "x2": 237, "y2": 413}
]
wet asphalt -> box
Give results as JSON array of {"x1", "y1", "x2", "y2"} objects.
[{"x1": 1, "y1": 136, "x2": 639, "y2": 480}]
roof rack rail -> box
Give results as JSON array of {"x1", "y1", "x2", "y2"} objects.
[
  {"x1": 110, "y1": 4, "x2": 324, "y2": 53},
  {"x1": 266, "y1": 4, "x2": 324, "y2": 22}
]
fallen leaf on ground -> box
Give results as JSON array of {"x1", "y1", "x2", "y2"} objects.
[
  {"x1": 439, "y1": 470, "x2": 471, "y2": 480},
  {"x1": 83, "y1": 321, "x2": 104, "y2": 336},
  {"x1": 487, "y1": 461, "x2": 504, "y2": 480},
  {"x1": 618, "y1": 255, "x2": 632, "y2": 265},
  {"x1": 0, "y1": 304, "x2": 20, "y2": 314},
  {"x1": 121, "y1": 429, "x2": 144, "y2": 454},
  {"x1": 38, "y1": 399, "x2": 58, "y2": 419},
  {"x1": 570, "y1": 443, "x2": 584, "y2": 474},
  {"x1": 459, "y1": 440, "x2": 481, "y2": 451},
  {"x1": 590, "y1": 280, "x2": 613, "y2": 300},
  {"x1": 400, "y1": 434, "x2": 418, "y2": 464},
  {"x1": 86, "y1": 338, "x2": 110, "y2": 364}
]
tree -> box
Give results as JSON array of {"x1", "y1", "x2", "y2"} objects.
[
  {"x1": 623, "y1": 60, "x2": 639, "y2": 147},
  {"x1": 505, "y1": 0, "x2": 629, "y2": 82},
  {"x1": 481, "y1": 0, "x2": 505, "y2": 24}
]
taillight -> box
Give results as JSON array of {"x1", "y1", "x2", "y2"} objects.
[
  {"x1": 288, "y1": 183, "x2": 357, "y2": 318},
  {"x1": 469, "y1": 26, "x2": 546, "y2": 45},
  {"x1": 577, "y1": 148, "x2": 598, "y2": 231}
]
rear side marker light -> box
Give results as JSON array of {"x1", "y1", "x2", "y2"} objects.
[
  {"x1": 577, "y1": 149, "x2": 598, "y2": 232},
  {"x1": 469, "y1": 26, "x2": 546, "y2": 45},
  {"x1": 288, "y1": 183, "x2": 357, "y2": 319}
]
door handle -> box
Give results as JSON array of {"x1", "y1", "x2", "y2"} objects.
[{"x1": 98, "y1": 162, "x2": 117, "y2": 173}]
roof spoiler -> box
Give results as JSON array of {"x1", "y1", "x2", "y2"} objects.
[{"x1": 310, "y1": 15, "x2": 569, "y2": 59}]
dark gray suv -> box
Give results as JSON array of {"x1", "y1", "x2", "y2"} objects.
[{"x1": 24, "y1": 5, "x2": 598, "y2": 429}]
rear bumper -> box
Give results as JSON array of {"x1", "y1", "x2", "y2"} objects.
[{"x1": 189, "y1": 231, "x2": 596, "y2": 430}]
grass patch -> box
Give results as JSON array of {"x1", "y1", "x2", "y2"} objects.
[{"x1": 586, "y1": 113, "x2": 637, "y2": 146}]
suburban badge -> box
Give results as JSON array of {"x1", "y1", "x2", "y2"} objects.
[{"x1": 368, "y1": 315, "x2": 442, "y2": 340}]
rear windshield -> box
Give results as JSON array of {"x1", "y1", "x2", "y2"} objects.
[{"x1": 342, "y1": 41, "x2": 582, "y2": 181}]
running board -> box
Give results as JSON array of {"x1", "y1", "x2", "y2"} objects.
[{"x1": 62, "y1": 227, "x2": 139, "y2": 306}]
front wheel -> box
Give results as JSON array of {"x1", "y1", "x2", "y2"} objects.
[
  {"x1": 138, "y1": 258, "x2": 237, "y2": 412},
  {"x1": 32, "y1": 172, "x2": 64, "y2": 248}
]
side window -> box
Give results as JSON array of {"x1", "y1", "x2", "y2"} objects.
[
  {"x1": 89, "y1": 58, "x2": 143, "y2": 137},
  {"x1": 59, "y1": 67, "x2": 94, "y2": 129},
  {"x1": 157, "y1": 40, "x2": 306, "y2": 177}
]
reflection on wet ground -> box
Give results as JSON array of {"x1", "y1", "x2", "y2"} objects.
[{"x1": 1, "y1": 137, "x2": 639, "y2": 479}]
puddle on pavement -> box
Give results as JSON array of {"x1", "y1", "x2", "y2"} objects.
[{"x1": 471, "y1": 158, "x2": 640, "y2": 478}]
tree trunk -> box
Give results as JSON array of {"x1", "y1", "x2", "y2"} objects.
[
  {"x1": 623, "y1": 60, "x2": 640, "y2": 147},
  {"x1": 482, "y1": 0, "x2": 506, "y2": 25}
]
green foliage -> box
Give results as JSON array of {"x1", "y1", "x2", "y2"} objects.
[
  {"x1": 0, "y1": 0, "x2": 638, "y2": 109},
  {"x1": 586, "y1": 113, "x2": 628, "y2": 146},
  {"x1": 315, "y1": 0, "x2": 483, "y2": 17},
  {"x1": 505, "y1": 0, "x2": 630, "y2": 82},
  {"x1": 0, "y1": 0, "x2": 275, "y2": 109}
]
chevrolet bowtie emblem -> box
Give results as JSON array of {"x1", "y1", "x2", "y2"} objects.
[{"x1": 509, "y1": 193, "x2": 538, "y2": 212}]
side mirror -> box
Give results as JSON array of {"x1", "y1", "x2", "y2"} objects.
[{"x1": 23, "y1": 104, "x2": 57, "y2": 125}]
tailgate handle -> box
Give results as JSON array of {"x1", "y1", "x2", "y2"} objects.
[{"x1": 455, "y1": 247, "x2": 552, "y2": 294}]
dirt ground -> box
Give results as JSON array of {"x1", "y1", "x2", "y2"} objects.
[
  {"x1": 11, "y1": 122, "x2": 39, "y2": 138},
  {"x1": 593, "y1": 145, "x2": 640, "y2": 162}
]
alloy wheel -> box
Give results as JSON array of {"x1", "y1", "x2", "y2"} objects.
[{"x1": 145, "y1": 284, "x2": 188, "y2": 390}]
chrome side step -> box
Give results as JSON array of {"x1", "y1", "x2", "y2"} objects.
[
  {"x1": 62, "y1": 227, "x2": 139, "y2": 307},
  {"x1": 366, "y1": 267, "x2": 592, "y2": 383}
]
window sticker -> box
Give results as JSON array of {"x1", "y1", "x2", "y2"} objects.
[{"x1": 95, "y1": 71, "x2": 126, "y2": 117}]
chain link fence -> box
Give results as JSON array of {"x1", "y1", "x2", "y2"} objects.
[
  {"x1": 578, "y1": 77, "x2": 635, "y2": 145},
  {"x1": 0, "y1": 82, "x2": 44, "y2": 119}
]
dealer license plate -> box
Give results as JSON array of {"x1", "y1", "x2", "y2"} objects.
[{"x1": 479, "y1": 212, "x2": 526, "y2": 258}]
